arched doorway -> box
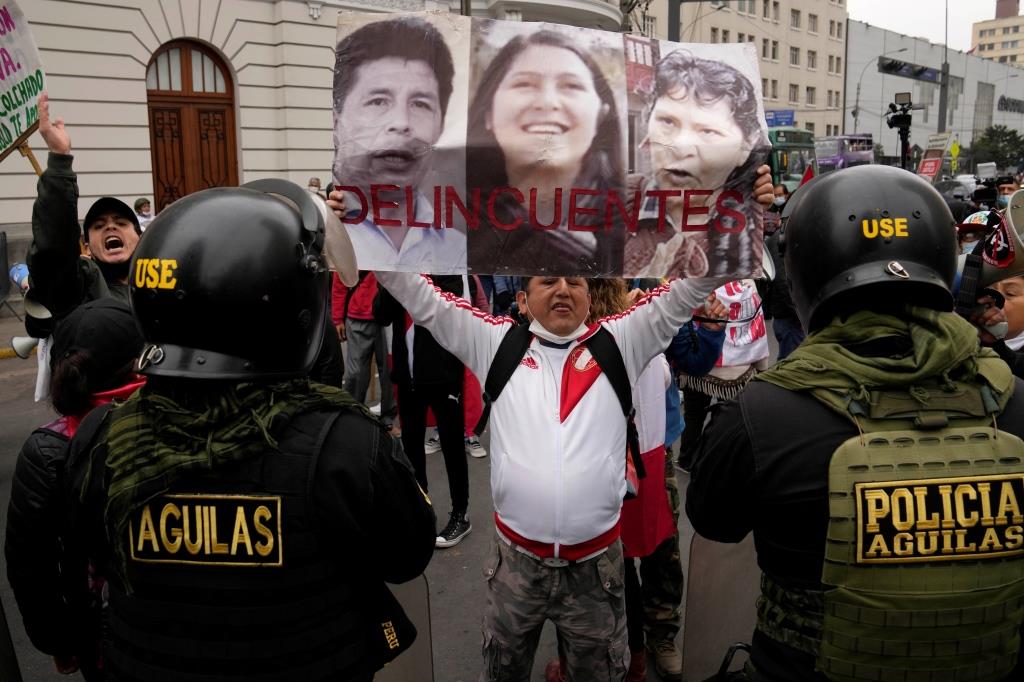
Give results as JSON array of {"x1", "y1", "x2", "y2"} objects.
[{"x1": 145, "y1": 41, "x2": 238, "y2": 211}]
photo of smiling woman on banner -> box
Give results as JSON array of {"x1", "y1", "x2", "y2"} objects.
[
  {"x1": 332, "y1": 13, "x2": 470, "y2": 274},
  {"x1": 623, "y1": 42, "x2": 771, "y2": 278},
  {"x1": 466, "y1": 22, "x2": 628, "y2": 277}
]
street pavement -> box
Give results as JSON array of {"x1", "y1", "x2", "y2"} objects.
[{"x1": 0, "y1": 309, "x2": 776, "y2": 681}]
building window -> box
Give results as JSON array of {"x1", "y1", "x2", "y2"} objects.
[
  {"x1": 722, "y1": 29, "x2": 730, "y2": 42},
  {"x1": 749, "y1": 34, "x2": 755, "y2": 43},
  {"x1": 789, "y1": 83, "x2": 799, "y2": 102},
  {"x1": 711, "y1": 27, "x2": 719, "y2": 43},
  {"x1": 827, "y1": 90, "x2": 833, "y2": 107},
  {"x1": 1000, "y1": 56, "x2": 1008, "y2": 63},
  {"x1": 807, "y1": 50, "x2": 817, "y2": 69},
  {"x1": 771, "y1": 79, "x2": 778, "y2": 99},
  {"x1": 835, "y1": 88, "x2": 841, "y2": 104},
  {"x1": 829, "y1": 20, "x2": 835, "y2": 37},
  {"x1": 979, "y1": 44, "x2": 987, "y2": 51},
  {"x1": 805, "y1": 122, "x2": 815, "y2": 133},
  {"x1": 762, "y1": 38, "x2": 770, "y2": 59},
  {"x1": 837, "y1": 23, "x2": 843, "y2": 39},
  {"x1": 1005, "y1": 27, "x2": 1011, "y2": 34},
  {"x1": 772, "y1": 1, "x2": 779, "y2": 21},
  {"x1": 791, "y1": 9, "x2": 801, "y2": 28},
  {"x1": 790, "y1": 46, "x2": 800, "y2": 66},
  {"x1": 806, "y1": 86, "x2": 816, "y2": 105},
  {"x1": 1014, "y1": 55, "x2": 1019, "y2": 62},
  {"x1": 763, "y1": 78, "x2": 768, "y2": 95},
  {"x1": 836, "y1": 57, "x2": 842, "y2": 72},
  {"x1": 808, "y1": 14, "x2": 818, "y2": 33},
  {"x1": 771, "y1": 40, "x2": 779, "y2": 60},
  {"x1": 828, "y1": 55, "x2": 835, "y2": 72},
  {"x1": 747, "y1": 0, "x2": 756, "y2": 14},
  {"x1": 763, "y1": 0, "x2": 770, "y2": 19},
  {"x1": 642, "y1": 12, "x2": 656, "y2": 38},
  {"x1": 1015, "y1": 25, "x2": 1021, "y2": 33},
  {"x1": 738, "y1": 32, "x2": 746, "y2": 42}
]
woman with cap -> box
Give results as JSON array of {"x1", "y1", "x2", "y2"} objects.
[
  {"x1": 27, "y1": 93, "x2": 143, "y2": 327},
  {"x1": 5, "y1": 298, "x2": 145, "y2": 680},
  {"x1": 133, "y1": 197, "x2": 154, "y2": 230}
]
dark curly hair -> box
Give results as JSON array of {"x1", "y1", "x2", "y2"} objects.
[{"x1": 648, "y1": 50, "x2": 769, "y2": 276}]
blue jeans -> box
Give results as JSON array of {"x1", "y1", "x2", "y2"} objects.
[{"x1": 773, "y1": 317, "x2": 806, "y2": 361}]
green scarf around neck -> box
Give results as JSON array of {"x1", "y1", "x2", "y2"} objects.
[
  {"x1": 85, "y1": 379, "x2": 372, "y2": 586},
  {"x1": 757, "y1": 306, "x2": 1014, "y2": 416}
]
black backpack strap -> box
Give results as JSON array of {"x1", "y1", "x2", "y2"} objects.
[
  {"x1": 585, "y1": 327, "x2": 646, "y2": 480},
  {"x1": 474, "y1": 323, "x2": 533, "y2": 436}
]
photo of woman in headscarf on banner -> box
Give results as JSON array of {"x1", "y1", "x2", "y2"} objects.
[
  {"x1": 466, "y1": 23, "x2": 627, "y2": 277},
  {"x1": 623, "y1": 44, "x2": 770, "y2": 278}
]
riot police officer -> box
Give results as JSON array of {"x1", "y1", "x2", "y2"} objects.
[
  {"x1": 687, "y1": 165, "x2": 1024, "y2": 681},
  {"x1": 63, "y1": 181, "x2": 436, "y2": 681}
]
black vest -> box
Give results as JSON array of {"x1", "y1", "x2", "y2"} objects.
[{"x1": 103, "y1": 411, "x2": 372, "y2": 682}]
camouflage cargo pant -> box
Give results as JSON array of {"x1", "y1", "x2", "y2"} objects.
[
  {"x1": 479, "y1": 535, "x2": 629, "y2": 681},
  {"x1": 637, "y1": 445, "x2": 683, "y2": 643}
]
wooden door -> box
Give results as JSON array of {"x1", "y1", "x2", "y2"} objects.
[{"x1": 146, "y1": 43, "x2": 238, "y2": 212}]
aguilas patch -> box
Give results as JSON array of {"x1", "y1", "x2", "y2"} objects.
[
  {"x1": 129, "y1": 494, "x2": 282, "y2": 567},
  {"x1": 855, "y1": 474, "x2": 1024, "y2": 563}
]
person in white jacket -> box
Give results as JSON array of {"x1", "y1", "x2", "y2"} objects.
[{"x1": 327, "y1": 168, "x2": 772, "y2": 681}]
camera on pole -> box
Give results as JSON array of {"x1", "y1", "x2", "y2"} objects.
[{"x1": 885, "y1": 92, "x2": 914, "y2": 171}]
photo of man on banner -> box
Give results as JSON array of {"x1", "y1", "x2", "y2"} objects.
[
  {"x1": 465, "y1": 21, "x2": 628, "y2": 277},
  {"x1": 623, "y1": 40, "x2": 771, "y2": 278},
  {"x1": 332, "y1": 13, "x2": 469, "y2": 275}
]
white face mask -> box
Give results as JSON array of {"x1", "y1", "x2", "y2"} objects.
[{"x1": 772, "y1": 197, "x2": 786, "y2": 206}]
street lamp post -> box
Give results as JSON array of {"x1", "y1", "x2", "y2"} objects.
[{"x1": 853, "y1": 47, "x2": 908, "y2": 133}]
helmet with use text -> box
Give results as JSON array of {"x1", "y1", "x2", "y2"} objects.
[
  {"x1": 782, "y1": 165, "x2": 958, "y2": 332},
  {"x1": 130, "y1": 180, "x2": 329, "y2": 380}
]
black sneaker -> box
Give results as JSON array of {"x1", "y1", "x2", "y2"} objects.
[{"x1": 436, "y1": 511, "x2": 472, "y2": 548}]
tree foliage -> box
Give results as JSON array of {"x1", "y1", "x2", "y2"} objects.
[{"x1": 971, "y1": 125, "x2": 1024, "y2": 171}]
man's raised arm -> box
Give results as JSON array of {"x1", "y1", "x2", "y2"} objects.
[
  {"x1": 373, "y1": 271, "x2": 511, "y2": 380},
  {"x1": 26, "y1": 92, "x2": 86, "y2": 319}
]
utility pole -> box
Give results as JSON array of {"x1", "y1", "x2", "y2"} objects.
[
  {"x1": 460, "y1": 0, "x2": 471, "y2": 16},
  {"x1": 937, "y1": 0, "x2": 949, "y2": 132},
  {"x1": 668, "y1": 0, "x2": 680, "y2": 42}
]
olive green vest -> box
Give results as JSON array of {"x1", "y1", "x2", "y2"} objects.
[{"x1": 758, "y1": 381, "x2": 1024, "y2": 681}]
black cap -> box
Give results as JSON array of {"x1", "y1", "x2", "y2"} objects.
[
  {"x1": 51, "y1": 299, "x2": 145, "y2": 389},
  {"x1": 83, "y1": 197, "x2": 141, "y2": 238}
]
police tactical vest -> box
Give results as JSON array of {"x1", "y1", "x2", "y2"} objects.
[
  {"x1": 104, "y1": 411, "x2": 373, "y2": 682},
  {"x1": 760, "y1": 380, "x2": 1024, "y2": 681}
]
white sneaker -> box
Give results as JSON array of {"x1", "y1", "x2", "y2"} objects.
[
  {"x1": 465, "y1": 437, "x2": 487, "y2": 458},
  {"x1": 424, "y1": 436, "x2": 442, "y2": 455}
]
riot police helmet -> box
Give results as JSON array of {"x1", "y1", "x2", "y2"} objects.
[
  {"x1": 782, "y1": 165, "x2": 957, "y2": 332},
  {"x1": 130, "y1": 180, "x2": 329, "y2": 380}
]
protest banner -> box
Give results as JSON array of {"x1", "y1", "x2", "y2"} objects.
[
  {"x1": 0, "y1": 0, "x2": 45, "y2": 165},
  {"x1": 332, "y1": 12, "x2": 770, "y2": 278}
]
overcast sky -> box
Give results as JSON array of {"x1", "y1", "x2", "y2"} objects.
[{"x1": 847, "y1": 0, "x2": 1000, "y2": 53}]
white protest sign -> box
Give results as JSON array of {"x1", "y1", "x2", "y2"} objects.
[{"x1": 0, "y1": 0, "x2": 45, "y2": 163}]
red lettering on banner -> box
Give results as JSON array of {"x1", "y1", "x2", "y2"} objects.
[
  {"x1": 682, "y1": 190, "x2": 712, "y2": 231},
  {"x1": 528, "y1": 188, "x2": 562, "y2": 230},
  {"x1": 405, "y1": 186, "x2": 432, "y2": 228},
  {"x1": 750, "y1": 314, "x2": 766, "y2": 341},
  {"x1": 645, "y1": 190, "x2": 681, "y2": 233},
  {"x1": 606, "y1": 190, "x2": 641, "y2": 233},
  {"x1": 446, "y1": 187, "x2": 481, "y2": 230},
  {"x1": 486, "y1": 188, "x2": 525, "y2": 230},
  {"x1": 335, "y1": 185, "x2": 369, "y2": 224},
  {"x1": 568, "y1": 188, "x2": 601, "y2": 232},
  {"x1": 714, "y1": 190, "x2": 747, "y2": 233},
  {"x1": 370, "y1": 184, "x2": 401, "y2": 227}
]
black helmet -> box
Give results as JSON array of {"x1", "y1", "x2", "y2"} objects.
[
  {"x1": 130, "y1": 179, "x2": 328, "y2": 380},
  {"x1": 782, "y1": 165, "x2": 957, "y2": 332}
]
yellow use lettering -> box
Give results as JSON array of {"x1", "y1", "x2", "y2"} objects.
[{"x1": 134, "y1": 259, "x2": 178, "y2": 290}]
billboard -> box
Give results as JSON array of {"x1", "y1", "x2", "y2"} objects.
[{"x1": 332, "y1": 12, "x2": 771, "y2": 278}]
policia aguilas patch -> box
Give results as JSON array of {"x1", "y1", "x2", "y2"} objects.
[
  {"x1": 129, "y1": 494, "x2": 282, "y2": 567},
  {"x1": 856, "y1": 474, "x2": 1024, "y2": 563}
]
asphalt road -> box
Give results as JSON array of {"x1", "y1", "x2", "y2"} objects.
[{"x1": 0, "y1": 345, "x2": 755, "y2": 681}]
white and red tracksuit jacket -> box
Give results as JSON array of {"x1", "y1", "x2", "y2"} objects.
[{"x1": 375, "y1": 272, "x2": 716, "y2": 559}]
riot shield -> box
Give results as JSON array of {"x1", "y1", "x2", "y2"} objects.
[{"x1": 681, "y1": 533, "x2": 759, "y2": 681}]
